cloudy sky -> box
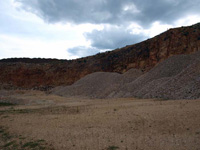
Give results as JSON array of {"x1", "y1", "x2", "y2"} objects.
[{"x1": 1, "y1": 0, "x2": 200, "y2": 59}]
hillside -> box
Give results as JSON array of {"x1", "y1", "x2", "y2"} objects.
[
  {"x1": 52, "y1": 51, "x2": 200, "y2": 99},
  {"x1": 1, "y1": 23, "x2": 200, "y2": 89}
]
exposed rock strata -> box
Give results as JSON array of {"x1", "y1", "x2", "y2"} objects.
[{"x1": 1, "y1": 23, "x2": 200, "y2": 89}]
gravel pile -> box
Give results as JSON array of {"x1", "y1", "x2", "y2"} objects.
[
  {"x1": 115, "y1": 51, "x2": 200, "y2": 99},
  {"x1": 142, "y1": 59, "x2": 200, "y2": 99},
  {"x1": 52, "y1": 69, "x2": 143, "y2": 98},
  {"x1": 52, "y1": 51, "x2": 200, "y2": 100}
]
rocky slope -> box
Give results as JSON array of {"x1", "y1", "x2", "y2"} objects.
[
  {"x1": 1, "y1": 23, "x2": 200, "y2": 89},
  {"x1": 52, "y1": 51, "x2": 200, "y2": 99},
  {"x1": 113, "y1": 51, "x2": 200, "y2": 99}
]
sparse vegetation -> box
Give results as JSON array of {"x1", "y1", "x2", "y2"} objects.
[
  {"x1": 182, "y1": 31, "x2": 189, "y2": 36},
  {"x1": 0, "y1": 108, "x2": 34, "y2": 114},
  {"x1": 22, "y1": 141, "x2": 39, "y2": 148},
  {"x1": 107, "y1": 145, "x2": 119, "y2": 150},
  {"x1": 0, "y1": 126, "x2": 12, "y2": 141},
  {"x1": 0, "y1": 102, "x2": 14, "y2": 107},
  {"x1": 76, "y1": 106, "x2": 80, "y2": 113},
  {"x1": 0, "y1": 96, "x2": 199, "y2": 149},
  {"x1": 0, "y1": 125, "x2": 50, "y2": 150},
  {"x1": 163, "y1": 35, "x2": 169, "y2": 41},
  {"x1": 3, "y1": 141, "x2": 16, "y2": 148}
]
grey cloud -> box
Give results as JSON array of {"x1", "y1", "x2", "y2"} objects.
[
  {"x1": 133, "y1": 0, "x2": 200, "y2": 27},
  {"x1": 68, "y1": 46, "x2": 100, "y2": 58},
  {"x1": 16, "y1": 0, "x2": 129, "y2": 24},
  {"x1": 85, "y1": 25, "x2": 147, "y2": 49},
  {"x1": 16, "y1": 0, "x2": 200, "y2": 55},
  {"x1": 16, "y1": 0, "x2": 200, "y2": 26}
]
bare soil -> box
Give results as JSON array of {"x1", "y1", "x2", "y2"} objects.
[{"x1": 0, "y1": 90, "x2": 200, "y2": 150}]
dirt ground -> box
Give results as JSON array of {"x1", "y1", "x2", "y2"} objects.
[{"x1": 0, "y1": 90, "x2": 200, "y2": 150}]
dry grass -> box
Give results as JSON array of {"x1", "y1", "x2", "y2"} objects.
[{"x1": 0, "y1": 90, "x2": 200, "y2": 149}]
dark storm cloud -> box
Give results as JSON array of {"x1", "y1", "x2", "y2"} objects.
[
  {"x1": 133, "y1": 0, "x2": 200, "y2": 27},
  {"x1": 17, "y1": 0, "x2": 134, "y2": 24},
  {"x1": 16, "y1": 0, "x2": 200, "y2": 53},
  {"x1": 85, "y1": 26, "x2": 146, "y2": 49},
  {"x1": 16, "y1": 0, "x2": 200, "y2": 25}
]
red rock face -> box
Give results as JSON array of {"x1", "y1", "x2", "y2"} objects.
[{"x1": 1, "y1": 23, "x2": 200, "y2": 89}]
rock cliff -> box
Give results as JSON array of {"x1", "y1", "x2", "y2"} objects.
[{"x1": 1, "y1": 23, "x2": 200, "y2": 89}]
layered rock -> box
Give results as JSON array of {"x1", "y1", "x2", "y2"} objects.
[{"x1": 1, "y1": 23, "x2": 200, "y2": 89}]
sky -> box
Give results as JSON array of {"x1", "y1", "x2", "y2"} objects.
[{"x1": 0, "y1": 0, "x2": 200, "y2": 59}]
